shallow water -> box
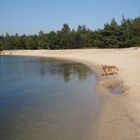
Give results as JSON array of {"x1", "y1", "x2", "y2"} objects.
[
  {"x1": 109, "y1": 87, "x2": 123, "y2": 94},
  {"x1": 0, "y1": 56, "x2": 99, "y2": 140}
]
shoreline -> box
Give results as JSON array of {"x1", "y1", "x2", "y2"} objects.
[{"x1": 1, "y1": 48, "x2": 140, "y2": 139}]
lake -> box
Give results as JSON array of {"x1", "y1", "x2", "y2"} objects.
[{"x1": 0, "y1": 56, "x2": 99, "y2": 140}]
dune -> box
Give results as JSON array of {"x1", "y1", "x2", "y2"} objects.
[{"x1": 1, "y1": 48, "x2": 140, "y2": 140}]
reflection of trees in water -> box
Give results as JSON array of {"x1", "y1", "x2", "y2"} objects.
[
  {"x1": 62, "y1": 63, "x2": 92, "y2": 82},
  {"x1": 38, "y1": 58, "x2": 92, "y2": 82}
]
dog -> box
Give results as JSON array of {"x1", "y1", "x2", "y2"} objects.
[{"x1": 101, "y1": 64, "x2": 119, "y2": 75}]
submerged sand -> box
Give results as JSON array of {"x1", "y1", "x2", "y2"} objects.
[{"x1": 1, "y1": 48, "x2": 140, "y2": 140}]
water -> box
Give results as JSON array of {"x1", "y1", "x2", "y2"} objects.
[
  {"x1": 0, "y1": 56, "x2": 99, "y2": 140},
  {"x1": 108, "y1": 87, "x2": 123, "y2": 94}
]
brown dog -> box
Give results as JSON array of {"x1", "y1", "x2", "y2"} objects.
[{"x1": 101, "y1": 64, "x2": 119, "y2": 75}]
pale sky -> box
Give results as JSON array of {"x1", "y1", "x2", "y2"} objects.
[{"x1": 0, "y1": 0, "x2": 140, "y2": 35}]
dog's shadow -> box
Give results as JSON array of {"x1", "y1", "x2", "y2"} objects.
[{"x1": 102, "y1": 73, "x2": 117, "y2": 76}]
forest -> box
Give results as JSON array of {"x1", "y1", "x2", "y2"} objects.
[{"x1": 0, "y1": 16, "x2": 140, "y2": 50}]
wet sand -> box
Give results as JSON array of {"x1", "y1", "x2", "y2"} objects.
[{"x1": 1, "y1": 48, "x2": 140, "y2": 140}]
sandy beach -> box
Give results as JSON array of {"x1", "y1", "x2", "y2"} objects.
[{"x1": 1, "y1": 48, "x2": 140, "y2": 140}]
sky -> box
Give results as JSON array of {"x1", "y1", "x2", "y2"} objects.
[{"x1": 0, "y1": 0, "x2": 140, "y2": 35}]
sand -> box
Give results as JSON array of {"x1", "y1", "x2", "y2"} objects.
[{"x1": 1, "y1": 48, "x2": 140, "y2": 140}]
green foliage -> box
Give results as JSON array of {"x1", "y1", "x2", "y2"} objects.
[
  {"x1": 0, "y1": 16, "x2": 140, "y2": 50},
  {"x1": 46, "y1": 31, "x2": 60, "y2": 49},
  {"x1": 59, "y1": 24, "x2": 71, "y2": 49},
  {"x1": 131, "y1": 17, "x2": 140, "y2": 46},
  {"x1": 37, "y1": 31, "x2": 47, "y2": 49},
  {"x1": 95, "y1": 18, "x2": 120, "y2": 48},
  {"x1": 25, "y1": 35, "x2": 38, "y2": 49}
]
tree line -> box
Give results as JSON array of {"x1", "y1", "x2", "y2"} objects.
[{"x1": 0, "y1": 16, "x2": 140, "y2": 50}]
